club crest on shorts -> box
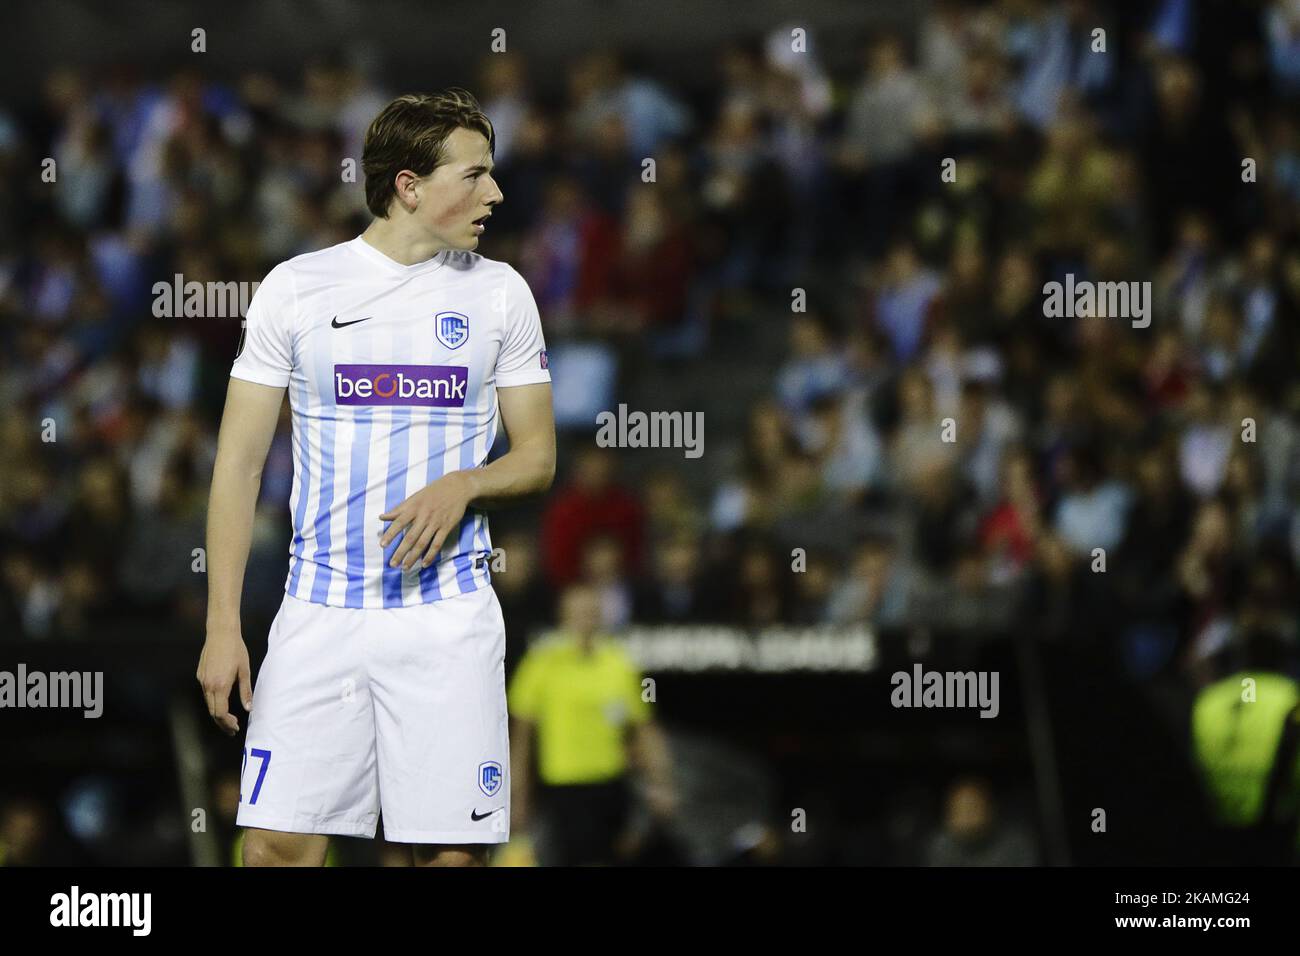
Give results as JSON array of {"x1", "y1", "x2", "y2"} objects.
[
  {"x1": 478, "y1": 760, "x2": 503, "y2": 797},
  {"x1": 436, "y1": 311, "x2": 469, "y2": 350}
]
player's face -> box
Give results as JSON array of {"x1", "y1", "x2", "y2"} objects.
[{"x1": 415, "y1": 127, "x2": 502, "y2": 250}]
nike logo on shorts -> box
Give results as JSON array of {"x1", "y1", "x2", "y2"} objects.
[{"x1": 471, "y1": 808, "x2": 503, "y2": 821}]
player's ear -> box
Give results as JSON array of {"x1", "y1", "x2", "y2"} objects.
[{"x1": 394, "y1": 169, "x2": 421, "y2": 212}]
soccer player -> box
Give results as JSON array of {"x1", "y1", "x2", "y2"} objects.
[{"x1": 196, "y1": 89, "x2": 555, "y2": 867}]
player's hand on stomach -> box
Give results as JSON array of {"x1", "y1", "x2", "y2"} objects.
[
  {"x1": 379, "y1": 471, "x2": 475, "y2": 572},
  {"x1": 197, "y1": 628, "x2": 253, "y2": 736}
]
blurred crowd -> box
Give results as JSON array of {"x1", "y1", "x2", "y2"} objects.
[{"x1": 3, "y1": 0, "x2": 1300, "y2": 864}]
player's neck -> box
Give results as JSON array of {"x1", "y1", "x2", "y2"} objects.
[{"x1": 360, "y1": 217, "x2": 450, "y2": 267}]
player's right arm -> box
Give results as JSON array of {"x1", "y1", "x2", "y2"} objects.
[
  {"x1": 199, "y1": 263, "x2": 296, "y2": 735},
  {"x1": 198, "y1": 378, "x2": 286, "y2": 736}
]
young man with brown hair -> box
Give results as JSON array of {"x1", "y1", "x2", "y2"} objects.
[{"x1": 197, "y1": 88, "x2": 555, "y2": 866}]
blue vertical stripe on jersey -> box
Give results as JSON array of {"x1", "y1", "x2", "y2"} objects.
[
  {"x1": 473, "y1": 399, "x2": 499, "y2": 587},
  {"x1": 452, "y1": 413, "x2": 480, "y2": 594},
  {"x1": 307, "y1": 412, "x2": 338, "y2": 603},
  {"x1": 453, "y1": 513, "x2": 478, "y2": 594},
  {"x1": 381, "y1": 413, "x2": 412, "y2": 607},
  {"x1": 307, "y1": 331, "x2": 338, "y2": 604},
  {"x1": 418, "y1": 412, "x2": 447, "y2": 603},
  {"x1": 343, "y1": 408, "x2": 374, "y2": 607},
  {"x1": 449, "y1": 348, "x2": 486, "y2": 595}
]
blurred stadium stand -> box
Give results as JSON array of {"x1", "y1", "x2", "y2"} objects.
[{"x1": 2, "y1": 0, "x2": 1300, "y2": 865}]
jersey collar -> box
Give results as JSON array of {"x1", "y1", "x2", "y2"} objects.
[{"x1": 349, "y1": 236, "x2": 449, "y2": 276}]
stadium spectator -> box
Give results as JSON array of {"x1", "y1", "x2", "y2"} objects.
[
  {"x1": 922, "y1": 777, "x2": 1039, "y2": 866},
  {"x1": 540, "y1": 446, "x2": 644, "y2": 589}
]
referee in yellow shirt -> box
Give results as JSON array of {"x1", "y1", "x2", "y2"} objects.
[{"x1": 508, "y1": 583, "x2": 675, "y2": 865}]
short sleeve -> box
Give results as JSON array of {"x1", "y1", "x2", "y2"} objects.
[
  {"x1": 496, "y1": 266, "x2": 551, "y2": 388},
  {"x1": 231, "y1": 262, "x2": 296, "y2": 388},
  {"x1": 508, "y1": 646, "x2": 543, "y2": 721}
]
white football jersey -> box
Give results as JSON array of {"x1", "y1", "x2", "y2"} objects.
[{"x1": 231, "y1": 236, "x2": 550, "y2": 608}]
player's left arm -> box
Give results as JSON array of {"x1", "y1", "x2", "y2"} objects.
[
  {"x1": 381, "y1": 382, "x2": 555, "y2": 571},
  {"x1": 465, "y1": 381, "x2": 556, "y2": 509}
]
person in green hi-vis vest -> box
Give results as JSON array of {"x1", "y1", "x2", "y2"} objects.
[{"x1": 1191, "y1": 631, "x2": 1300, "y2": 858}]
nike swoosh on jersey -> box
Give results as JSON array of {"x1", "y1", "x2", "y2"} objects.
[{"x1": 331, "y1": 315, "x2": 373, "y2": 329}]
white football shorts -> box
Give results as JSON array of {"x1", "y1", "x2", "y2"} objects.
[{"x1": 235, "y1": 584, "x2": 510, "y2": 844}]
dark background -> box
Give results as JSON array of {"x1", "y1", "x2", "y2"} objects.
[{"x1": 1, "y1": 0, "x2": 1299, "y2": 865}]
